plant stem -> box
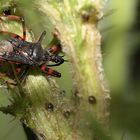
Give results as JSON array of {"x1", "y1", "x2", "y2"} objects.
[{"x1": 0, "y1": 0, "x2": 110, "y2": 140}]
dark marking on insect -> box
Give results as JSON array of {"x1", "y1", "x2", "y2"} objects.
[
  {"x1": 0, "y1": 12, "x2": 66, "y2": 84},
  {"x1": 45, "y1": 102, "x2": 54, "y2": 111},
  {"x1": 88, "y1": 96, "x2": 96, "y2": 104}
]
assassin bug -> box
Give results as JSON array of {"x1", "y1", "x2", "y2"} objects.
[{"x1": 0, "y1": 13, "x2": 65, "y2": 84}]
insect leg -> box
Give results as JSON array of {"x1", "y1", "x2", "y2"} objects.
[
  {"x1": 40, "y1": 64, "x2": 61, "y2": 77},
  {"x1": 47, "y1": 29, "x2": 62, "y2": 55},
  {"x1": 14, "y1": 64, "x2": 29, "y2": 82},
  {"x1": 0, "y1": 31, "x2": 23, "y2": 40},
  {"x1": 18, "y1": 66, "x2": 29, "y2": 82},
  {"x1": 48, "y1": 44, "x2": 62, "y2": 55},
  {"x1": 0, "y1": 14, "x2": 26, "y2": 40}
]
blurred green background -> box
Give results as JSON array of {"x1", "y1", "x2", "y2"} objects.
[{"x1": 0, "y1": 0, "x2": 140, "y2": 140}]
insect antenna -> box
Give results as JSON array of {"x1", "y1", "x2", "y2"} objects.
[{"x1": 47, "y1": 59, "x2": 69, "y2": 67}]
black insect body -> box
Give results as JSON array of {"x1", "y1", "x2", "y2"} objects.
[{"x1": 0, "y1": 14, "x2": 65, "y2": 83}]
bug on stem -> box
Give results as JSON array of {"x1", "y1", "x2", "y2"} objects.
[{"x1": 0, "y1": 12, "x2": 65, "y2": 84}]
